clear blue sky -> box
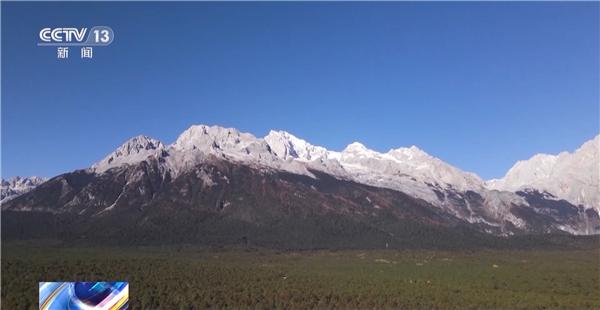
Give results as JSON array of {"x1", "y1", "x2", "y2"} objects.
[{"x1": 2, "y1": 2, "x2": 598, "y2": 180}]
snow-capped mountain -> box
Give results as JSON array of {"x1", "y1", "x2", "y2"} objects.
[
  {"x1": 1, "y1": 176, "x2": 47, "y2": 203},
  {"x1": 94, "y1": 125, "x2": 487, "y2": 202},
  {"x1": 264, "y1": 130, "x2": 330, "y2": 161},
  {"x1": 487, "y1": 135, "x2": 599, "y2": 213},
  {"x1": 264, "y1": 130, "x2": 519, "y2": 227},
  {"x1": 3, "y1": 125, "x2": 598, "y2": 242},
  {"x1": 92, "y1": 125, "x2": 490, "y2": 208},
  {"x1": 93, "y1": 135, "x2": 165, "y2": 173},
  {"x1": 79, "y1": 124, "x2": 598, "y2": 235}
]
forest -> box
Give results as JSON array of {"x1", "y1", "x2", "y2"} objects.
[{"x1": 2, "y1": 240, "x2": 599, "y2": 310}]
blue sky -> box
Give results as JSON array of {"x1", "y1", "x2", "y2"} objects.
[{"x1": 2, "y1": 2, "x2": 598, "y2": 179}]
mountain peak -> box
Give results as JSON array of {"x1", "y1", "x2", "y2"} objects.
[
  {"x1": 578, "y1": 134, "x2": 600, "y2": 154},
  {"x1": 127, "y1": 135, "x2": 162, "y2": 147},
  {"x1": 264, "y1": 130, "x2": 301, "y2": 159},
  {"x1": 1, "y1": 176, "x2": 47, "y2": 202},
  {"x1": 87, "y1": 124, "x2": 597, "y2": 214},
  {"x1": 387, "y1": 145, "x2": 429, "y2": 159},
  {"x1": 92, "y1": 135, "x2": 164, "y2": 173},
  {"x1": 112, "y1": 135, "x2": 164, "y2": 155},
  {"x1": 2, "y1": 176, "x2": 46, "y2": 184},
  {"x1": 265, "y1": 129, "x2": 294, "y2": 139},
  {"x1": 173, "y1": 124, "x2": 256, "y2": 152},
  {"x1": 486, "y1": 134, "x2": 599, "y2": 211},
  {"x1": 343, "y1": 142, "x2": 369, "y2": 153},
  {"x1": 264, "y1": 130, "x2": 328, "y2": 161}
]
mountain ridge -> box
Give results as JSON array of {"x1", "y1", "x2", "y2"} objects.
[
  {"x1": 3, "y1": 125, "x2": 598, "y2": 242},
  {"x1": 1, "y1": 176, "x2": 47, "y2": 203},
  {"x1": 89, "y1": 125, "x2": 598, "y2": 213},
  {"x1": 487, "y1": 134, "x2": 599, "y2": 212}
]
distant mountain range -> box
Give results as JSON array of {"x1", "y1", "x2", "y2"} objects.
[
  {"x1": 1, "y1": 176, "x2": 47, "y2": 203},
  {"x1": 2, "y1": 125, "x2": 598, "y2": 248}
]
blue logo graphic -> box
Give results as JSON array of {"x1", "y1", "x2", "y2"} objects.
[{"x1": 39, "y1": 282, "x2": 128, "y2": 310}]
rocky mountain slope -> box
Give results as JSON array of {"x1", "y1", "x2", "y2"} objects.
[
  {"x1": 2, "y1": 125, "x2": 598, "y2": 247},
  {"x1": 487, "y1": 135, "x2": 599, "y2": 213}
]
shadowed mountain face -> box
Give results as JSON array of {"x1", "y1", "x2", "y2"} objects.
[
  {"x1": 3, "y1": 154, "x2": 598, "y2": 249},
  {"x1": 2, "y1": 157, "x2": 474, "y2": 248}
]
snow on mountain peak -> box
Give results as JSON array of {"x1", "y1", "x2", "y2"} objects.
[
  {"x1": 1, "y1": 176, "x2": 47, "y2": 202},
  {"x1": 263, "y1": 132, "x2": 481, "y2": 200},
  {"x1": 263, "y1": 130, "x2": 329, "y2": 161},
  {"x1": 579, "y1": 133, "x2": 600, "y2": 153},
  {"x1": 343, "y1": 142, "x2": 369, "y2": 154},
  {"x1": 486, "y1": 134, "x2": 599, "y2": 211},
  {"x1": 264, "y1": 130, "x2": 304, "y2": 160},
  {"x1": 166, "y1": 124, "x2": 306, "y2": 175},
  {"x1": 91, "y1": 125, "x2": 487, "y2": 207},
  {"x1": 88, "y1": 125, "x2": 598, "y2": 216},
  {"x1": 3, "y1": 176, "x2": 46, "y2": 185},
  {"x1": 172, "y1": 124, "x2": 258, "y2": 151},
  {"x1": 93, "y1": 135, "x2": 165, "y2": 173},
  {"x1": 387, "y1": 145, "x2": 429, "y2": 161}
]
